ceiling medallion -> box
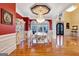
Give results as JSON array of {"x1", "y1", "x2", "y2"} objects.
[
  {"x1": 31, "y1": 5, "x2": 50, "y2": 15},
  {"x1": 31, "y1": 4, "x2": 50, "y2": 23}
]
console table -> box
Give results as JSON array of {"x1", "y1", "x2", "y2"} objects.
[{"x1": 71, "y1": 30, "x2": 78, "y2": 37}]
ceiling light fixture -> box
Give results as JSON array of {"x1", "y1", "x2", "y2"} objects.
[
  {"x1": 66, "y1": 5, "x2": 77, "y2": 12},
  {"x1": 31, "y1": 4, "x2": 50, "y2": 23},
  {"x1": 36, "y1": 15, "x2": 45, "y2": 23}
]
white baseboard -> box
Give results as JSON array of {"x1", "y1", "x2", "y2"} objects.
[{"x1": 0, "y1": 33, "x2": 16, "y2": 55}]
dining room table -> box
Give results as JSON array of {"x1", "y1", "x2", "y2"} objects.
[{"x1": 32, "y1": 32, "x2": 48, "y2": 44}]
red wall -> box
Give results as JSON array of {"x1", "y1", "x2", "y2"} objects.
[
  {"x1": 16, "y1": 13, "x2": 23, "y2": 19},
  {"x1": 23, "y1": 17, "x2": 30, "y2": 31},
  {"x1": 0, "y1": 3, "x2": 16, "y2": 35},
  {"x1": 48, "y1": 20, "x2": 52, "y2": 30}
]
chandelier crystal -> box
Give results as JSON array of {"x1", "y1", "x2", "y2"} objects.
[
  {"x1": 36, "y1": 15, "x2": 45, "y2": 23},
  {"x1": 31, "y1": 4, "x2": 50, "y2": 23}
]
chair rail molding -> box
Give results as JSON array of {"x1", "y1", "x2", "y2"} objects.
[{"x1": 0, "y1": 33, "x2": 16, "y2": 55}]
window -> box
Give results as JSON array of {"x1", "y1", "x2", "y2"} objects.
[{"x1": 31, "y1": 20, "x2": 49, "y2": 34}]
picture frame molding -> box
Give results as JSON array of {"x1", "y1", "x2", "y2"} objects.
[{"x1": 1, "y1": 8, "x2": 13, "y2": 25}]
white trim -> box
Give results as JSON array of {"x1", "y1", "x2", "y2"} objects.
[
  {"x1": 0, "y1": 33, "x2": 16, "y2": 38},
  {"x1": 0, "y1": 33, "x2": 16, "y2": 55},
  {"x1": 0, "y1": 33, "x2": 16, "y2": 42},
  {"x1": 1, "y1": 44, "x2": 16, "y2": 55}
]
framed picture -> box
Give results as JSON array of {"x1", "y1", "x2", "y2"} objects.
[
  {"x1": 72, "y1": 26, "x2": 78, "y2": 30},
  {"x1": 66, "y1": 23, "x2": 70, "y2": 29},
  {"x1": 1, "y1": 9, "x2": 13, "y2": 25}
]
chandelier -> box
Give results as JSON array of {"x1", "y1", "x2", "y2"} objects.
[
  {"x1": 36, "y1": 15, "x2": 45, "y2": 23},
  {"x1": 31, "y1": 4, "x2": 50, "y2": 23}
]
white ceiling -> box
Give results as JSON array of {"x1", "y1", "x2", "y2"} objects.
[{"x1": 16, "y1": 3, "x2": 73, "y2": 19}]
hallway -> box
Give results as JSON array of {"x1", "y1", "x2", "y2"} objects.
[
  {"x1": 10, "y1": 36, "x2": 79, "y2": 56},
  {"x1": 0, "y1": 3, "x2": 79, "y2": 56}
]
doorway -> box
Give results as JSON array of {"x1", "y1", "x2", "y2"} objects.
[{"x1": 16, "y1": 19, "x2": 25, "y2": 48}]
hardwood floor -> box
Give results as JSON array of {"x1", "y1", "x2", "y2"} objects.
[{"x1": 10, "y1": 36, "x2": 79, "y2": 56}]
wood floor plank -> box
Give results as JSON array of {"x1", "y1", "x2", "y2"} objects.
[{"x1": 10, "y1": 36, "x2": 79, "y2": 56}]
